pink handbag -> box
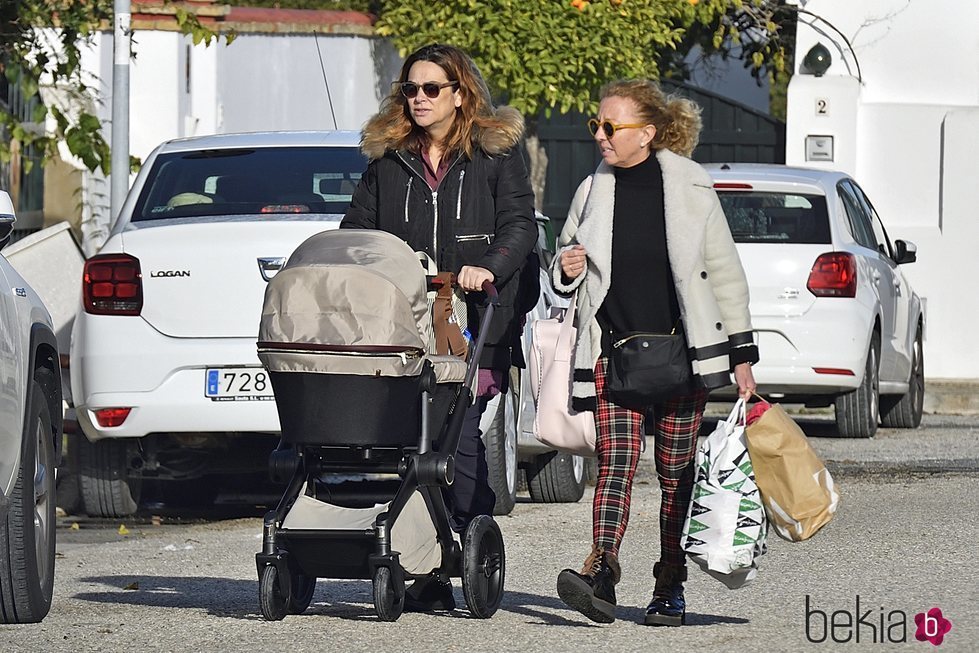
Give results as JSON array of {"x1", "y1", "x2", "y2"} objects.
[{"x1": 528, "y1": 290, "x2": 597, "y2": 456}]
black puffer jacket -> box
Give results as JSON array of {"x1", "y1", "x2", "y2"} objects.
[{"x1": 342, "y1": 137, "x2": 537, "y2": 371}]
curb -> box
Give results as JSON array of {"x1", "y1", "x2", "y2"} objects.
[
  {"x1": 824, "y1": 458, "x2": 979, "y2": 477},
  {"x1": 924, "y1": 380, "x2": 979, "y2": 415},
  {"x1": 635, "y1": 456, "x2": 979, "y2": 479}
]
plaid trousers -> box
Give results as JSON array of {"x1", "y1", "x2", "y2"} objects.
[{"x1": 592, "y1": 356, "x2": 708, "y2": 564}]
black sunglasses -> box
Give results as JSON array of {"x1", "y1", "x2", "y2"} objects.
[
  {"x1": 399, "y1": 80, "x2": 459, "y2": 99},
  {"x1": 587, "y1": 118, "x2": 646, "y2": 139}
]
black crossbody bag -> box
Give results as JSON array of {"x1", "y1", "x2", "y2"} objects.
[{"x1": 606, "y1": 323, "x2": 691, "y2": 409}]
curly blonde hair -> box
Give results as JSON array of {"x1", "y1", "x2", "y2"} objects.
[
  {"x1": 360, "y1": 43, "x2": 523, "y2": 161},
  {"x1": 600, "y1": 79, "x2": 702, "y2": 158}
]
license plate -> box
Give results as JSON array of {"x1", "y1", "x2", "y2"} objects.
[{"x1": 205, "y1": 368, "x2": 274, "y2": 402}]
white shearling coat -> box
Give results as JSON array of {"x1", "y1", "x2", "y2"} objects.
[{"x1": 551, "y1": 148, "x2": 755, "y2": 407}]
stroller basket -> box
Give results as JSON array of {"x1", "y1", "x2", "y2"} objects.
[{"x1": 278, "y1": 489, "x2": 441, "y2": 578}]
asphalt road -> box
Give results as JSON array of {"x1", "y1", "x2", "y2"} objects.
[{"x1": 2, "y1": 413, "x2": 976, "y2": 652}]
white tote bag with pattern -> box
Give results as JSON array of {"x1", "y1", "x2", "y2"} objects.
[{"x1": 680, "y1": 399, "x2": 767, "y2": 589}]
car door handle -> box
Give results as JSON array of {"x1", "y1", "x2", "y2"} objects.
[{"x1": 872, "y1": 271, "x2": 881, "y2": 285}]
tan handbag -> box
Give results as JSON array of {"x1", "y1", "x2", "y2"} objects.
[
  {"x1": 418, "y1": 252, "x2": 469, "y2": 359},
  {"x1": 528, "y1": 290, "x2": 597, "y2": 456}
]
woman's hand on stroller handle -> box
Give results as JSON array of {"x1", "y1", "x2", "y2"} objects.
[
  {"x1": 426, "y1": 268, "x2": 498, "y2": 305},
  {"x1": 457, "y1": 265, "x2": 494, "y2": 293}
]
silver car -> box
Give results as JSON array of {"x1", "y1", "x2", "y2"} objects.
[
  {"x1": 479, "y1": 212, "x2": 589, "y2": 514},
  {"x1": 0, "y1": 190, "x2": 63, "y2": 623}
]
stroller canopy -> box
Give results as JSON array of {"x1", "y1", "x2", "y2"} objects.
[{"x1": 260, "y1": 229, "x2": 431, "y2": 350}]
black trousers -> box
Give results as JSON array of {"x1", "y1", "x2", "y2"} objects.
[{"x1": 443, "y1": 394, "x2": 496, "y2": 532}]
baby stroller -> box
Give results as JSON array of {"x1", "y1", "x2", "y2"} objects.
[{"x1": 255, "y1": 229, "x2": 505, "y2": 622}]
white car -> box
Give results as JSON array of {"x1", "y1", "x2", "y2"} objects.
[
  {"x1": 70, "y1": 131, "x2": 585, "y2": 517},
  {"x1": 0, "y1": 190, "x2": 63, "y2": 623},
  {"x1": 705, "y1": 163, "x2": 924, "y2": 438}
]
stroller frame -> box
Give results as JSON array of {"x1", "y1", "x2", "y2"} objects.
[{"x1": 256, "y1": 277, "x2": 505, "y2": 622}]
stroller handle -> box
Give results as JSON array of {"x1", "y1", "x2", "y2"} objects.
[
  {"x1": 481, "y1": 280, "x2": 499, "y2": 306},
  {"x1": 428, "y1": 276, "x2": 499, "y2": 307}
]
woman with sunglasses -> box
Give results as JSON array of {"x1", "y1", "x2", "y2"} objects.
[
  {"x1": 342, "y1": 43, "x2": 537, "y2": 612},
  {"x1": 551, "y1": 80, "x2": 758, "y2": 626}
]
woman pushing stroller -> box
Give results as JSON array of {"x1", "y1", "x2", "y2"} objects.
[{"x1": 342, "y1": 43, "x2": 537, "y2": 612}]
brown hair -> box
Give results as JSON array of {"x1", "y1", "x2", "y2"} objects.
[
  {"x1": 360, "y1": 43, "x2": 523, "y2": 160},
  {"x1": 600, "y1": 79, "x2": 702, "y2": 158}
]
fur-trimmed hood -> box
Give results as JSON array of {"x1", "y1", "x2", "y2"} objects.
[{"x1": 361, "y1": 105, "x2": 525, "y2": 161}]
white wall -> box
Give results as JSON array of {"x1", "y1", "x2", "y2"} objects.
[
  {"x1": 786, "y1": 0, "x2": 979, "y2": 379},
  {"x1": 214, "y1": 34, "x2": 387, "y2": 132},
  {"x1": 67, "y1": 26, "x2": 399, "y2": 254}
]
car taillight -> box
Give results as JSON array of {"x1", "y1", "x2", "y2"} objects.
[
  {"x1": 94, "y1": 407, "x2": 131, "y2": 427},
  {"x1": 807, "y1": 252, "x2": 857, "y2": 298},
  {"x1": 83, "y1": 254, "x2": 143, "y2": 315}
]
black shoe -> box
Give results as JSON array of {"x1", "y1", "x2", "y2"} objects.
[
  {"x1": 404, "y1": 575, "x2": 456, "y2": 613},
  {"x1": 643, "y1": 562, "x2": 687, "y2": 627},
  {"x1": 556, "y1": 545, "x2": 620, "y2": 624}
]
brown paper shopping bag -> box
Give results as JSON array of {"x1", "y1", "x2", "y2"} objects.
[{"x1": 744, "y1": 403, "x2": 840, "y2": 541}]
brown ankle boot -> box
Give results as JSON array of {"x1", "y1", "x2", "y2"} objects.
[
  {"x1": 644, "y1": 561, "x2": 687, "y2": 626},
  {"x1": 556, "y1": 545, "x2": 621, "y2": 623}
]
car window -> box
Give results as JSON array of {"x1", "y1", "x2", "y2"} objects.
[
  {"x1": 131, "y1": 146, "x2": 368, "y2": 221},
  {"x1": 837, "y1": 182, "x2": 878, "y2": 251},
  {"x1": 716, "y1": 191, "x2": 831, "y2": 244},
  {"x1": 849, "y1": 181, "x2": 895, "y2": 259}
]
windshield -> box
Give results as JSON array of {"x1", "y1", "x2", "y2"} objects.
[
  {"x1": 131, "y1": 146, "x2": 368, "y2": 222},
  {"x1": 717, "y1": 191, "x2": 831, "y2": 244}
]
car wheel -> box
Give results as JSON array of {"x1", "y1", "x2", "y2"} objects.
[
  {"x1": 526, "y1": 450, "x2": 587, "y2": 503},
  {"x1": 75, "y1": 435, "x2": 142, "y2": 517},
  {"x1": 880, "y1": 326, "x2": 924, "y2": 429},
  {"x1": 483, "y1": 375, "x2": 518, "y2": 516},
  {"x1": 0, "y1": 379, "x2": 56, "y2": 623},
  {"x1": 835, "y1": 337, "x2": 880, "y2": 438}
]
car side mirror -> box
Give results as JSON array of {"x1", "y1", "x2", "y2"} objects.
[
  {"x1": 894, "y1": 239, "x2": 917, "y2": 265},
  {"x1": 0, "y1": 190, "x2": 16, "y2": 249},
  {"x1": 0, "y1": 220, "x2": 13, "y2": 248}
]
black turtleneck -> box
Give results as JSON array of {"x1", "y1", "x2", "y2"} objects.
[{"x1": 597, "y1": 153, "x2": 682, "y2": 354}]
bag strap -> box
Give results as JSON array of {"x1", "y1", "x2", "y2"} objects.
[
  {"x1": 725, "y1": 397, "x2": 747, "y2": 429},
  {"x1": 418, "y1": 251, "x2": 439, "y2": 276},
  {"x1": 554, "y1": 289, "x2": 578, "y2": 363},
  {"x1": 432, "y1": 272, "x2": 468, "y2": 360}
]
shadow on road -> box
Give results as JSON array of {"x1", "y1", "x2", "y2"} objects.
[{"x1": 72, "y1": 575, "x2": 749, "y2": 627}]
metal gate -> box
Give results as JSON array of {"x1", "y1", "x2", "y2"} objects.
[
  {"x1": 535, "y1": 80, "x2": 785, "y2": 224},
  {"x1": 0, "y1": 75, "x2": 45, "y2": 244}
]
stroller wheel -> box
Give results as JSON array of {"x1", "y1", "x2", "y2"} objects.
[
  {"x1": 288, "y1": 573, "x2": 316, "y2": 615},
  {"x1": 462, "y1": 515, "x2": 506, "y2": 618},
  {"x1": 372, "y1": 566, "x2": 404, "y2": 622},
  {"x1": 258, "y1": 565, "x2": 288, "y2": 621}
]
